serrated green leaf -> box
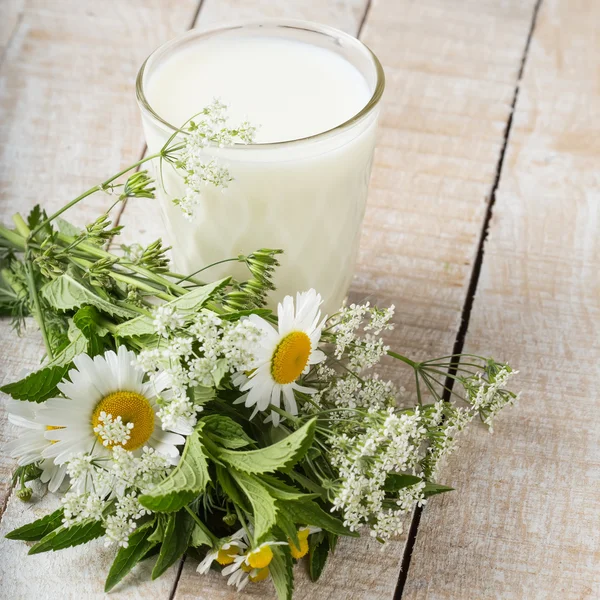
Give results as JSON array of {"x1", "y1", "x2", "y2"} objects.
[
  {"x1": 383, "y1": 473, "x2": 422, "y2": 493},
  {"x1": 139, "y1": 423, "x2": 210, "y2": 513},
  {"x1": 190, "y1": 518, "x2": 213, "y2": 548},
  {"x1": 278, "y1": 500, "x2": 356, "y2": 537},
  {"x1": 115, "y1": 279, "x2": 230, "y2": 337},
  {"x1": 215, "y1": 418, "x2": 316, "y2": 474},
  {"x1": 309, "y1": 533, "x2": 329, "y2": 582},
  {"x1": 42, "y1": 274, "x2": 137, "y2": 318},
  {"x1": 44, "y1": 321, "x2": 88, "y2": 368},
  {"x1": 193, "y1": 385, "x2": 216, "y2": 405},
  {"x1": 423, "y1": 482, "x2": 454, "y2": 497},
  {"x1": 1, "y1": 364, "x2": 68, "y2": 402},
  {"x1": 28, "y1": 518, "x2": 104, "y2": 554},
  {"x1": 230, "y1": 470, "x2": 277, "y2": 544},
  {"x1": 105, "y1": 521, "x2": 157, "y2": 592},
  {"x1": 270, "y1": 546, "x2": 294, "y2": 600},
  {"x1": 55, "y1": 217, "x2": 82, "y2": 237},
  {"x1": 202, "y1": 415, "x2": 253, "y2": 449},
  {"x1": 151, "y1": 510, "x2": 193, "y2": 580},
  {"x1": 211, "y1": 357, "x2": 228, "y2": 388},
  {"x1": 5, "y1": 508, "x2": 64, "y2": 541}
]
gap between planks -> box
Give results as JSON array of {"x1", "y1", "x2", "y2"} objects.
[{"x1": 392, "y1": 0, "x2": 544, "y2": 597}]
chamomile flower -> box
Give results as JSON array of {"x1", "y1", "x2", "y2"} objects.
[
  {"x1": 234, "y1": 289, "x2": 326, "y2": 425},
  {"x1": 196, "y1": 528, "x2": 248, "y2": 574},
  {"x1": 221, "y1": 539, "x2": 287, "y2": 591},
  {"x1": 36, "y1": 347, "x2": 185, "y2": 466},
  {"x1": 4, "y1": 400, "x2": 67, "y2": 492}
]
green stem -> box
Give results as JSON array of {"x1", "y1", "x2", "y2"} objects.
[
  {"x1": 172, "y1": 257, "x2": 239, "y2": 285},
  {"x1": 183, "y1": 506, "x2": 218, "y2": 545},
  {"x1": 267, "y1": 403, "x2": 299, "y2": 423},
  {"x1": 387, "y1": 350, "x2": 418, "y2": 368},
  {"x1": 29, "y1": 154, "x2": 161, "y2": 238},
  {"x1": 0, "y1": 224, "x2": 26, "y2": 250},
  {"x1": 25, "y1": 261, "x2": 53, "y2": 359}
]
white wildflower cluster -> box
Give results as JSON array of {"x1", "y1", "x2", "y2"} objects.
[
  {"x1": 60, "y1": 446, "x2": 172, "y2": 547},
  {"x1": 328, "y1": 302, "x2": 395, "y2": 367},
  {"x1": 93, "y1": 412, "x2": 134, "y2": 447},
  {"x1": 172, "y1": 99, "x2": 256, "y2": 220},
  {"x1": 312, "y1": 374, "x2": 397, "y2": 414},
  {"x1": 153, "y1": 305, "x2": 186, "y2": 338},
  {"x1": 461, "y1": 365, "x2": 518, "y2": 433},
  {"x1": 329, "y1": 408, "x2": 429, "y2": 540}
]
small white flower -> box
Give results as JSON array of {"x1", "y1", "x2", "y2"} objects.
[{"x1": 153, "y1": 305, "x2": 185, "y2": 337}]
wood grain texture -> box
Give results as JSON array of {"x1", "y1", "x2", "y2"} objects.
[{"x1": 402, "y1": 0, "x2": 600, "y2": 597}]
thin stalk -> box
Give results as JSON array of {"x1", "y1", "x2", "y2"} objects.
[
  {"x1": 387, "y1": 350, "x2": 418, "y2": 368},
  {"x1": 25, "y1": 261, "x2": 53, "y2": 359},
  {"x1": 172, "y1": 257, "x2": 239, "y2": 284},
  {"x1": 29, "y1": 154, "x2": 161, "y2": 238},
  {"x1": 0, "y1": 224, "x2": 26, "y2": 250}
]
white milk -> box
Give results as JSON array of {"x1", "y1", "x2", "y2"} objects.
[{"x1": 139, "y1": 24, "x2": 383, "y2": 316}]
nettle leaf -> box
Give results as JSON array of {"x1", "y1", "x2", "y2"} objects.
[
  {"x1": 202, "y1": 414, "x2": 253, "y2": 449},
  {"x1": 44, "y1": 320, "x2": 88, "y2": 368},
  {"x1": 269, "y1": 546, "x2": 294, "y2": 600},
  {"x1": 139, "y1": 423, "x2": 210, "y2": 513},
  {"x1": 423, "y1": 482, "x2": 454, "y2": 497},
  {"x1": 278, "y1": 500, "x2": 356, "y2": 537},
  {"x1": 230, "y1": 470, "x2": 277, "y2": 544},
  {"x1": 151, "y1": 510, "x2": 193, "y2": 580},
  {"x1": 42, "y1": 274, "x2": 137, "y2": 318},
  {"x1": 105, "y1": 521, "x2": 157, "y2": 592},
  {"x1": 1, "y1": 364, "x2": 68, "y2": 402},
  {"x1": 383, "y1": 473, "x2": 422, "y2": 493},
  {"x1": 309, "y1": 533, "x2": 329, "y2": 582},
  {"x1": 216, "y1": 418, "x2": 316, "y2": 474},
  {"x1": 5, "y1": 508, "x2": 64, "y2": 541},
  {"x1": 115, "y1": 278, "x2": 230, "y2": 337},
  {"x1": 28, "y1": 518, "x2": 104, "y2": 554}
]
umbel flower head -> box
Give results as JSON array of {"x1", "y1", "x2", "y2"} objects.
[
  {"x1": 36, "y1": 346, "x2": 185, "y2": 464},
  {"x1": 234, "y1": 289, "x2": 327, "y2": 425}
]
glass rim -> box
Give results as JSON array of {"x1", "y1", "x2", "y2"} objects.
[{"x1": 135, "y1": 19, "x2": 385, "y2": 150}]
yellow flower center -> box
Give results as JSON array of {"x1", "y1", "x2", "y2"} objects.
[
  {"x1": 249, "y1": 567, "x2": 270, "y2": 582},
  {"x1": 288, "y1": 528, "x2": 310, "y2": 559},
  {"x1": 91, "y1": 391, "x2": 154, "y2": 451},
  {"x1": 271, "y1": 331, "x2": 311, "y2": 385},
  {"x1": 216, "y1": 546, "x2": 239, "y2": 565},
  {"x1": 247, "y1": 545, "x2": 274, "y2": 569},
  {"x1": 46, "y1": 425, "x2": 64, "y2": 444}
]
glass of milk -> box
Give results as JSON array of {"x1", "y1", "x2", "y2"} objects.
[{"x1": 136, "y1": 20, "x2": 385, "y2": 316}]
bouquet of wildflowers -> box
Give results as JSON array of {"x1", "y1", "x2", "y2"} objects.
[{"x1": 0, "y1": 103, "x2": 518, "y2": 597}]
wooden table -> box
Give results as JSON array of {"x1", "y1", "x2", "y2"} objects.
[{"x1": 1, "y1": 0, "x2": 598, "y2": 598}]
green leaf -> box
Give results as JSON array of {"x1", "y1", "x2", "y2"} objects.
[
  {"x1": 151, "y1": 510, "x2": 193, "y2": 580},
  {"x1": 215, "y1": 418, "x2": 316, "y2": 474},
  {"x1": 278, "y1": 500, "x2": 356, "y2": 537},
  {"x1": 202, "y1": 415, "x2": 253, "y2": 449},
  {"x1": 259, "y1": 474, "x2": 318, "y2": 501},
  {"x1": 5, "y1": 508, "x2": 64, "y2": 541},
  {"x1": 115, "y1": 279, "x2": 230, "y2": 337},
  {"x1": 44, "y1": 320, "x2": 88, "y2": 368},
  {"x1": 193, "y1": 385, "x2": 216, "y2": 405},
  {"x1": 383, "y1": 473, "x2": 422, "y2": 493},
  {"x1": 42, "y1": 274, "x2": 137, "y2": 318},
  {"x1": 105, "y1": 521, "x2": 157, "y2": 592},
  {"x1": 274, "y1": 513, "x2": 299, "y2": 548},
  {"x1": 230, "y1": 470, "x2": 277, "y2": 544},
  {"x1": 73, "y1": 305, "x2": 108, "y2": 357},
  {"x1": 308, "y1": 533, "x2": 329, "y2": 582},
  {"x1": 1, "y1": 364, "x2": 68, "y2": 402},
  {"x1": 269, "y1": 546, "x2": 294, "y2": 600},
  {"x1": 147, "y1": 517, "x2": 165, "y2": 544},
  {"x1": 190, "y1": 519, "x2": 213, "y2": 548},
  {"x1": 28, "y1": 519, "x2": 104, "y2": 554},
  {"x1": 139, "y1": 423, "x2": 210, "y2": 513},
  {"x1": 55, "y1": 217, "x2": 82, "y2": 238},
  {"x1": 423, "y1": 482, "x2": 454, "y2": 497},
  {"x1": 211, "y1": 358, "x2": 228, "y2": 388}
]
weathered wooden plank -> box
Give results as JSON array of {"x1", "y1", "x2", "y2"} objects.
[
  {"x1": 402, "y1": 0, "x2": 600, "y2": 597},
  {"x1": 166, "y1": 0, "x2": 538, "y2": 598},
  {"x1": 0, "y1": 0, "x2": 24, "y2": 58},
  {"x1": 0, "y1": 0, "x2": 201, "y2": 597}
]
